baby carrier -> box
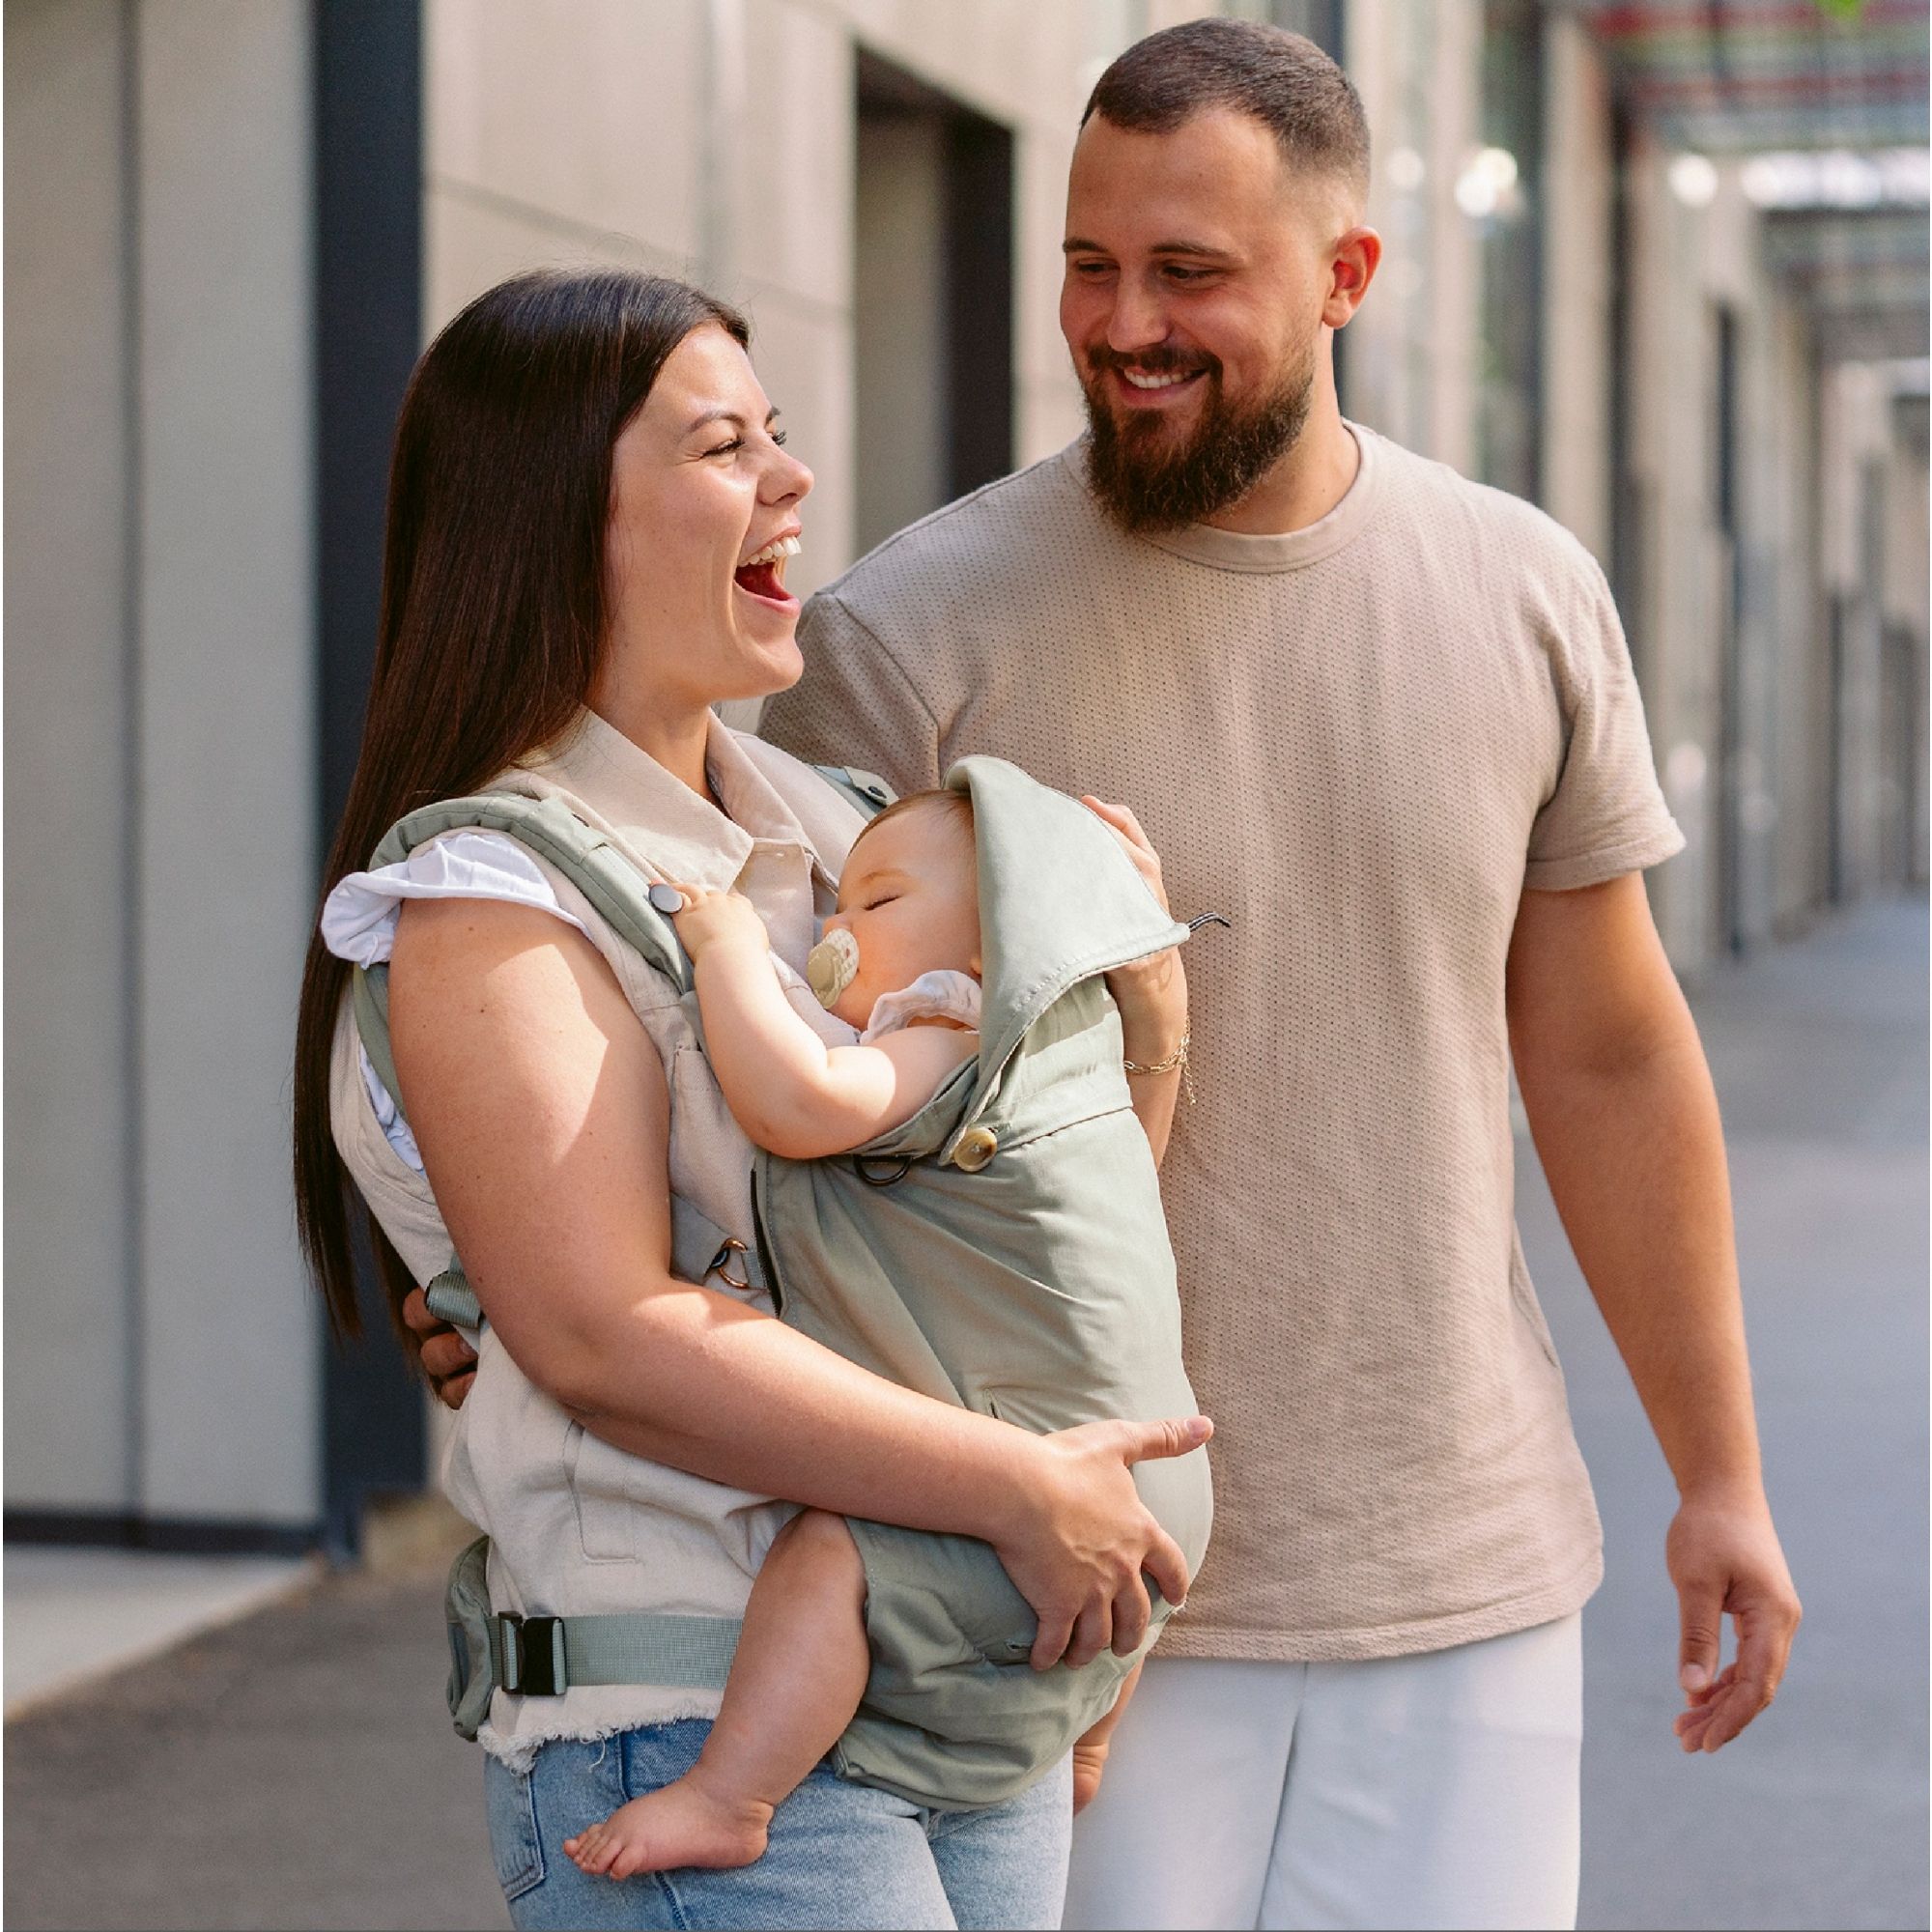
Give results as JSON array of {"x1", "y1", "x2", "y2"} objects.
[{"x1": 352, "y1": 755, "x2": 1214, "y2": 1807}]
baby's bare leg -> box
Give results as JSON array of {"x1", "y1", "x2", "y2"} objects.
[{"x1": 562, "y1": 1508, "x2": 869, "y2": 1881}]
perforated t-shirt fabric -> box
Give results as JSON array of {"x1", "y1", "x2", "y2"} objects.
[{"x1": 762, "y1": 428, "x2": 1685, "y2": 1662}]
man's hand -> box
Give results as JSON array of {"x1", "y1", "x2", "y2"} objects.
[
  {"x1": 1080, "y1": 796, "x2": 1183, "y2": 1031},
  {"x1": 1667, "y1": 1487, "x2": 1802, "y2": 1752},
  {"x1": 402, "y1": 1286, "x2": 476, "y2": 1409}
]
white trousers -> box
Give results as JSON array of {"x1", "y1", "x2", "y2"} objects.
[{"x1": 1062, "y1": 1614, "x2": 1582, "y2": 1932}]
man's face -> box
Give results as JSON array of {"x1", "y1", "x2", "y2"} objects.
[{"x1": 1061, "y1": 107, "x2": 1343, "y2": 531}]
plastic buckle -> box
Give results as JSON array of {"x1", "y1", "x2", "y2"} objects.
[{"x1": 498, "y1": 1613, "x2": 567, "y2": 1696}]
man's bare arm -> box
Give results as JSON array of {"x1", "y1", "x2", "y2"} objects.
[{"x1": 1507, "y1": 872, "x2": 1800, "y2": 1753}]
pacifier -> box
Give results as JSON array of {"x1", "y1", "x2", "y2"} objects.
[{"x1": 805, "y1": 926, "x2": 861, "y2": 1009}]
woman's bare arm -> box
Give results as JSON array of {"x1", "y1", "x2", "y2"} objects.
[{"x1": 388, "y1": 895, "x2": 1207, "y2": 1666}]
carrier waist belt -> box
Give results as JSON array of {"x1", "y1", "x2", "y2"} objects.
[{"x1": 491, "y1": 1608, "x2": 742, "y2": 1698}]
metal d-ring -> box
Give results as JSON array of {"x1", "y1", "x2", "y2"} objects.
[
  {"x1": 705, "y1": 1238, "x2": 752, "y2": 1291},
  {"x1": 854, "y1": 1154, "x2": 914, "y2": 1187}
]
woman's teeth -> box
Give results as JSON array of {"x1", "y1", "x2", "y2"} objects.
[{"x1": 741, "y1": 534, "x2": 803, "y2": 569}]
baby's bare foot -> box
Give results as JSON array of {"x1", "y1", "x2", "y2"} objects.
[{"x1": 562, "y1": 1774, "x2": 773, "y2": 1881}]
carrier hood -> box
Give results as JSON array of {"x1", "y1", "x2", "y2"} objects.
[{"x1": 949, "y1": 754, "x2": 1190, "y2": 1098}]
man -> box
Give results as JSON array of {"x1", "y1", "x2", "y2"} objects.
[
  {"x1": 763, "y1": 20, "x2": 1798, "y2": 1930},
  {"x1": 417, "y1": 19, "x2": 1799, "y2": 1928}
]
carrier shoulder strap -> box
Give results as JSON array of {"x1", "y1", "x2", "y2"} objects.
[
  {"x1": 368, "y1": 791, "x2": 692, "y2": 988},
  {"x1": 811, "y1": 764, "x2": 895, "y2": 821}
]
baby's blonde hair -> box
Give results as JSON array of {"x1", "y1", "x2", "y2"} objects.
[{"x1": 848, "y1": 787, "x2": 975, "y2": 856}]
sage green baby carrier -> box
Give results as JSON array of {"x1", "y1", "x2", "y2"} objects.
[{"x1": 355, "y1": 755, "x2": 1213, "y2": 1811}]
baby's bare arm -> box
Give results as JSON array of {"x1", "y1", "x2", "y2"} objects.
[{"x1": 673, "y1": 889, "x2": 974, "y2": 1158}]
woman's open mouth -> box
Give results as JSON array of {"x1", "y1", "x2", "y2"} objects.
[{"x1": 734, "y1": 533, "x2": 802, "y2": 609}]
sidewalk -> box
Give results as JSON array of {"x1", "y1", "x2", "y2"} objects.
[
  {"x1": 4, "y1": 896, "x2": 1925, "y2": 1932},
  {"x1": 6, "y1": 1548, "x2": 314, "y2": 1716},
  {"x1": 1521, "y1": 895, "x2": 1929, "y2": 1932}
]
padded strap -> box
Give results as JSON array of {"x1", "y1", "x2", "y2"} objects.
[
  {"x1": 368, "y1": 792, "x2": 692, "y2": 991},
  {"x1": 811, "y1": 764, "x2": 895, "y2": 821},
  {"x1": 350, "y1": 962, "x2": 400, "y2": 1120}
]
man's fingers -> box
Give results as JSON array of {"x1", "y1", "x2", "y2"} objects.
[
  {"x1": 1080, "y1": 795, "x2": 1144, "y2": 842},
  {"x1": 1676, "y1": 1574, "x2": 1725, "y2": 1695},
  {"x1": 419, "y1": 1327, "x2": 478, "y2": 1385},
  {"x1": 434, "y1": 1368, "x2": 475, "y2": 1412},
  {"x1": 1696, "y1": 1609, "x2": 1792, "y2": 1752}
]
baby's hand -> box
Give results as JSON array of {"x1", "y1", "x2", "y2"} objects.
[{"x1": 664, "y1": 883, "x2": 770, "y2": 960}]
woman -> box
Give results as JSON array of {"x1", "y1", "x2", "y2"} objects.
[{"x1": 293, "y1": 270, "x2": 1201, "y2": 1931}]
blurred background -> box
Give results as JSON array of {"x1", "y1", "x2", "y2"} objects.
[{"x1": 4, "y1": 3, "x2": 1926, "y2": 1928}]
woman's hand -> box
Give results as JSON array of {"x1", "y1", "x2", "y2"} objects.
[
  {"x1": 665, "y1": 882, "x2": 770, "y2": 962},
  {"x1": 991, "y1": 1414, "x2": 1211, "y2": 1670}
]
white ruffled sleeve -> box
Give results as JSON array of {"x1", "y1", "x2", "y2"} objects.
[{"x1": 320, "y1": 829, "x2": 588, "y2": 966}]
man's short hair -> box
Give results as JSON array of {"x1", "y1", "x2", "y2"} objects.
[{"x1": 1081, "y1": 16, "x2": 1369, "y2": 200}]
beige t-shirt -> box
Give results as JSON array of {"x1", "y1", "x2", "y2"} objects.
[{"x1": 764, "y1": 427, "x2": 1685, "y2": 1662}]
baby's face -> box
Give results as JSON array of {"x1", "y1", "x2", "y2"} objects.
[{"x1": 823, "y1": 803, "x2": 981, "y2": 1029}]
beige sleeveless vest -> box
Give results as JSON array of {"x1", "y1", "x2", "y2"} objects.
[{"x1": 328, "y1": 708, "x2": 866, "y2": 1766}]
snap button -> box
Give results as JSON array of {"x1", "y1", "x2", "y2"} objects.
[{"x1": 953, "y1": 1126, "x2": 998, "y2": 1172}]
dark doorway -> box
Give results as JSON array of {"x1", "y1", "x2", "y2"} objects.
[
  {"x1": 853, "y1": 51, "x2": 1014, "y2": 555},
  {"x1": 314, "y1": 0, "x2": 426, "y2": 1557}
]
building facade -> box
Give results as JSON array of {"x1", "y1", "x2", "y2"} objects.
[{"x1": 7, "y1": 0, "x2": 1924, "y2": 1548}]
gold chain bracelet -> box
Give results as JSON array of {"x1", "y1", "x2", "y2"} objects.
[{"x1": 1123, "y1": 1030, "x2": 1194, "y2": 1104}]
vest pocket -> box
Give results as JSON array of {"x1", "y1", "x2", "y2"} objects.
[{"x1": 563, "y1": 1418, "x2": 639, "y2": 1563}]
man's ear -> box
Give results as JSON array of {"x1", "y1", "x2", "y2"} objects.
[{"x1": 1324, "y1": 225, "x2": 1381, "y2": 328}]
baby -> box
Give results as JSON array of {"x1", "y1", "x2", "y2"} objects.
[{"x1": 562, "y1": 781, "x2": 1208, "y2": 1880}]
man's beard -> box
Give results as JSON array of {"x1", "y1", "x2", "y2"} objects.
[{"x1": 1080, "y1": 343, "x2": 1316, "y2": 535}]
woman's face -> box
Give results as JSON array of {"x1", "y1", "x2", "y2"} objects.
[{"x1": 601, "y1": 324, "x2": 815, "y2": 712}]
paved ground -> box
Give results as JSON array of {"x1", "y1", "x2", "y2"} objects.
[
  {"x1": 5, "y1": 895, "x2": 1924, "y2": 1931},
  {"x1": 1522, "y1": 895, "x2": 1929, "y2": 1932},
  {"x1": 4, "y1": 1555, "x2": 508, "y2": 1932},
  {"x1": 6, "y1": 1548, "x2": 314, "y2": 1715}
]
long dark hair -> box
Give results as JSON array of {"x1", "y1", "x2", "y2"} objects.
[{"x1": 294, "y1": 269, "x2": 749, "y2": 1340}]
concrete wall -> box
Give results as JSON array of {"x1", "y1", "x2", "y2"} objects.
[
  {"x1": 422, "y1": 0, "x2": 1208, "y2": 608},
  {"x1": 4, "y1": 0, "x2": 321, "y2": 1528},
  {"x1": 5, "y1": 0, "x2": 139, "y2": 1512}
]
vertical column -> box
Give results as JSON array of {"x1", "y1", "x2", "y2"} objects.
[
  {"x1": 133, "y1": 0, "x2": 321, "y2": 1530},
  {"x1": 315, "y1": 0, "x2": 426, "y2": 1550},
  {"x1": 2, "y1": 0, "x2": 140, "y2": 1520}
]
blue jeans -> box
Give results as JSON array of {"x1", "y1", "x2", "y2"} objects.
[{"x1": 485, "y1": 1719, "x2": 1072, "y2": 1930}]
